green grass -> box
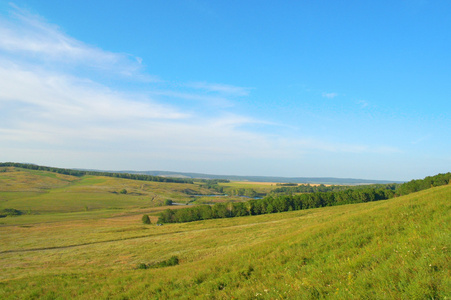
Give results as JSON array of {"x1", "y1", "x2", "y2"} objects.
[
  {"x1": 0, "y1": 168, "x2": 286, "y2": 215},
  {"x1": 0, "y1": 167, "x2": 217, "y2": 213},
  {"x1": 0, "y1": 183, "x2": 449, "y2": 299},
  {"x1": 0, "y1": 167, "x2": 79, "y2": 192}
]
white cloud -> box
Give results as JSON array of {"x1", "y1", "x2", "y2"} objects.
[
  {"x1": 149, "y1": 89, "x2": 232, "y2": 107},
  {"x1": 0, "y1": 60, "x2": 279, "y2": 161},
  {"x1": 0, "y1": 4, "x2": 149, "y2": 79},
  {"x1": 322, "y1": 92, "x2": 338, "y2": 99},
  {"x1": 0, "y1": 61, "x2": 185, "y2": 123},
  {"x1": 186, "y1": 81, "x2": 252, "y2": 96}
]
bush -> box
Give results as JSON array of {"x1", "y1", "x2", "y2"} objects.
[
  {"x1": 142, "y1": 214, "x2": 151, "y2": 224},
  {"x1": 149, "y1": 256, "x2": 179, "y2": 268},
  {"x1": 0, "y1": 208, "x2": 23, "y2": 218},
  {"x1": 136, "y1": 256, "x2": 179, "y2": 270},
  {"x1": 136, "y1": 263, "x2": 148, "y2": 269},
  {"x1": 159, "y1": 256, "x2": 179, "y2": 267}
]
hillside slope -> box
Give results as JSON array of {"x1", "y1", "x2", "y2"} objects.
[
  {"x1": 0, "y1": 184, "x2": 449, "y2": 299},
  {"x1": 0, "y1": 167, "x2": 215, "y2": 214}
]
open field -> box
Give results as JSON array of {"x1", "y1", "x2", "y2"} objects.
[
  {"x1": 219, "y1": 181, "x2": 278, "y2": 194},
  {"x1": 219, "y1": 181, "x2": 279, "y2": 198},
  {"x1": 0, "y1": 167, "x2": 222, "y2": 213},
  {"x1": 0, "y1": 177, "x2": 449, "y2": 299}
]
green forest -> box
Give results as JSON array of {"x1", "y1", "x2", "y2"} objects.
[{"x1": 158, "y1": 172, "x2": 451, "y2": 223}]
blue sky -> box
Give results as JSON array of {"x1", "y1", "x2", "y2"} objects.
[{"x1": 0, "y1": 1, "x2": 449, "y2": 181}]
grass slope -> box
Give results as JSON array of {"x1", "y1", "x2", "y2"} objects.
[
  {"x1": 0, "y1": 167, "x2": 295, "y2": 220},
  {"x1": 0, "y1": 183, "x2": 449, "y2": 299},
  {"x1": 0, "y1": 167, "x2": 215, "y2": 214}
]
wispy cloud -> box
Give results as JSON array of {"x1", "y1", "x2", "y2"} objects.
[
  {"x1": 186, "y1": 81, "x2": 252, "y2": 97},
  {"x1": 0, "y1": 4, "x2": 149, "y2": 79},
  {"x1": 322, "y1": 92, "x2": 338, "y2": 99},
  {"x1": 0, "y1": 60, "x2": 185, "y2": 122},
  {"x1": 149, "y1": 89, "x2": 232, "y2": 107},
  {"x1": 357, "y1": 99, "x2": 369, "y2": 108}
]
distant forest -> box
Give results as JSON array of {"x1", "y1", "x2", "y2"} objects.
[
  {"x1": 270, "y1": 183, "x2": 399, "y2": 195},
  {"x1": 158, "y1": 172, "x2": 450, "y2": 223}
]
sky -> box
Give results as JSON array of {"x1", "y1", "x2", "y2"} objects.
[{"x1": 0, "y1": 1, "x2": 450, "y2": 181}]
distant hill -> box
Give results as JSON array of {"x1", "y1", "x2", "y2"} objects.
[
  {"x1": 2, "y1": 162, "x2": 402, "y2": 185},
  {"x1": 115, "y1": 170, "x2": 403, "y2": 185}
]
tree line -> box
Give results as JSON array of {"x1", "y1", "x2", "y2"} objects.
[
  {"x1": 270, "y1": 183, "x2": 399, "y2": 195},
  {"x1": 158, "y1": 187, "x2": 394, "y2": 223},
  {"x1": 0, "y1": 163, "x2": 195, "y2": 184},
  {"x1": 396, "y1": 172, "x2": 450, "y2": 196},
  {"x1": 158, "y1": 172, "x2": 450, "y2": 224}
]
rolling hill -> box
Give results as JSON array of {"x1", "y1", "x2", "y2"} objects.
[{"x1": 0, "y1": 165, "x2": 449, "y2": 299}]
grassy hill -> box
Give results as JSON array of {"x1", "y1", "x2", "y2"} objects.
[
  {"x1": 0, "y1": 166, "x2": 220, "y2": 215},
  {"x1": 0, "y1": 167, "x2": 449, "y2": 299},
  {"x1": 0, "y1": 166, "x2": 283, "y2": 218}
]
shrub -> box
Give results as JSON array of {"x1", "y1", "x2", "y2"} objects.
[
  {"x1": 0, "y1": 208, "x2": 23, "y2": 218},
  {"x1": 136, "y1": 256, "x2": 179, "y2": 270},
  {"x1": 149, "y1": 256, "x2": 179, "y2": 268},
  {"x1": 142, "y1": 214, "x2": 151, "y2": 224},
  {"x1": 136, "y1": 263, "x2": 148, "y2": 269}
]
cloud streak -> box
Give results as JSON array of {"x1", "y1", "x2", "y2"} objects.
[
  {"x1": 0, "y1": 60, "x2": 185, "y2": 122},
  {"x1": 186, "y1": 81, "x2": 252, "y2": 97},
  {"x1": 0, "y1": 4, "x2": 147, "y2": 78}
]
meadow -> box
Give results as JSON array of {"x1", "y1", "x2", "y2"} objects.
[
  {"x1": 0, "y1": 167, "x2": 217, "y2": 214},
  {"x1": 0, "y1": 167, "x2": 450, "y2": 299}
]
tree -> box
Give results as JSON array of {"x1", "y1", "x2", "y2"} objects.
[
  {"x1": 158, "y1": 209, "x2": 175, "y2": 223},
  {"x1": 232, "y1": 202, "x2": 247, "y2": 217},
  {"x1": 245, "y1": 189, "x2": 257, "y2": 198},
  {"x1": 142, "y1": 214, "x2": 151, "y2": 224},
  {"x1": 212, "y1": 203, "x2": 228, "y2": 218}
]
